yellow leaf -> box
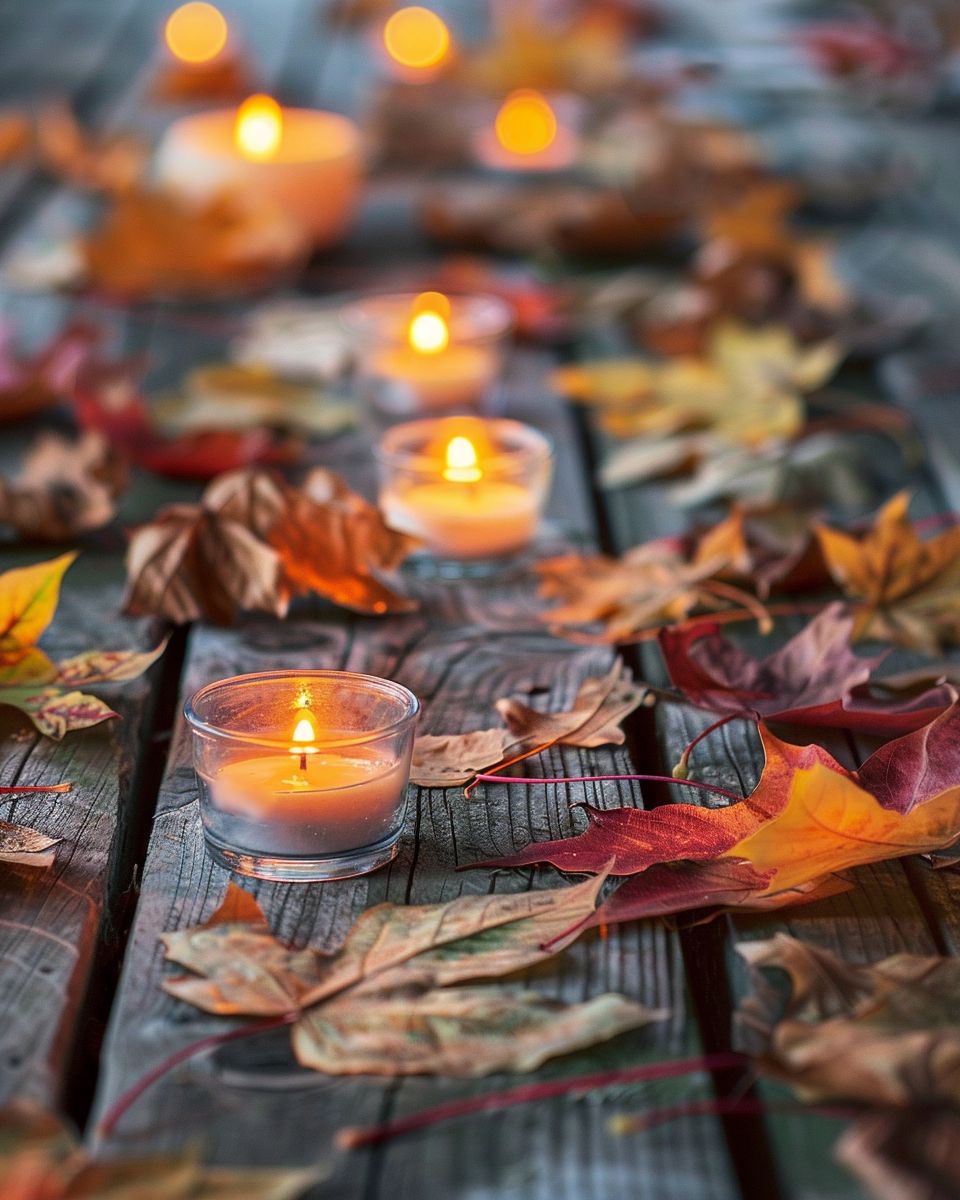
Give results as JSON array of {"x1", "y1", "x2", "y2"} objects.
[{"x1": 0, "y1": 553, "x2": 75, "y2": 663}]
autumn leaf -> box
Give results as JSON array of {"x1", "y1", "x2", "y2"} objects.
[
  {"x1": 735, "y1": 933, "x2": 960, "y2": 1108},
  {"x1": 411, "y1": 661, "x2": 644, "y2": 787},
  {"x1": 658, "y1": 604, "x2": 957, "y2": 737},
  {"x1": 75, "y1": 188, "x2": 307, "y2": 300},
  {"x1": 534, "y1": 537, "x2": 757, "y2": 643},
  {"x1": 0, "y1": 555, "x2": 164, "y2": 738},
  {"x1": 0, "y1": 821, "x2": 60, "y2": 869},
  {"x1": 0, "y1": 432, "x2": 125, "y2": 542},
  {"x1": 34, "y1": 103, "x2": 147, "y2": 194},
  {"x1": 72, "y1": 356, "x2": 290, "y2": 480},
  {"x1": 0, "y1": 109, "x2": 31, "y2": 162},
  {"x1": 0, "y1": 320, "x2": 97, "y2": 424},
  {"x1": 836, "y1": 1110, "x2": 960, "y2": 1200},
  {"x1": 123, "y1": 467, "x2": 416, "y2": 624},
  {"x1": 477, "y1": 709, "x2": 960, "y2": 930},
  {"x1": 0, "y1": 1102, "x2": 322, "y2": 1198},
  {"x1": 161, "y1": 874, "x2": 658, "y2": 1079},
  {"x1": 816, "y1": 491, "x2": 960, "y2": 653}
]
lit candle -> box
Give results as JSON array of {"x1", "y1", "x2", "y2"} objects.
[
  {"x1": 153, "y1": 92, "x2": 363, "y2": 247},
  {"x1": 377, "y1": 416, "x2": 552, "y2": 561},
  {"x1": 342, "y1": 291, "x2": 514, "y2": 416},
  {"x1": 381, "y1": 5, "x2": 453, "y2": 82},
  {"x1": 473, "y1": 89, "x2": 579, "y2": 173},
  {"x1": 186, "y1": 671, "x2": 419, "y2": 881}
]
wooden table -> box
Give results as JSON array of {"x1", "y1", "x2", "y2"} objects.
[{"x1": 3, "y1": 3, "x2": 960, "y2": 1198}]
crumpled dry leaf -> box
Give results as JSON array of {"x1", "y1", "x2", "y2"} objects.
[
  {"x1": 0, "y1": 1102, "x2": 323, "y2": 1198},
  {"x1": 123, "y1": 467, "x2": 416, "y2": 624},
  {"x1": 735, "y1": 933, "x2": 960, "y2": 1108},
  {"x1": 478, "y1": 707, "x2": 960, "y2": 933},
  {"x1": 34, "y1": 104, "x2": 147, "y2": 193},
  {"x1": 659, "y1": 604, "x2": 957, "y2": 737},
  {"x1": 535, "y1": 537, "x2": 750, "y2": 643},
  {"x1": 411, "y1": 661, "x2": 644, "y2": 787},
  {"x1": 0, "y1": 554, "x2": 165, "y2": 738},
  {"x1": 836, "y1": 1110, "x2": 960, "y2": 1200},
  {"x1": 0, "y1": 821, "x2": 60, "y2": 869},
  {"x1": 154, "y1": 363, "x2": 355, "y2": 439},
  {"x1": 75, "y1": 188, "x2": 307, "y2": 300},
  {"x1": 0, "y1": 321, "x2": 97, "y2": 424},
  {"x1": 816, "y1": 491, "x2": 960, "y2": 653},
  {"x1": 161, "y1": 872, "x2": 658, "y2": 1078},
  {"x1": 0, "y1": 431, "x2": 126, "y2": 541},
  {"x1": 72, "y1": 356, "x2": 291, "y2": 480}
]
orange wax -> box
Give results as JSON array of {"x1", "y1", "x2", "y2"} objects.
[
  {"x1": 370, "y1": 342, "x2": 497, "y2": 412},
  {"x1": 381, "y1": 478, "x2": 538, "y2": 558},
  {"x1": 206, "y1": 750, "x2": 408, "y2": 854}
]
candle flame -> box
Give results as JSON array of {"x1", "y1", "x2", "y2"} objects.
[
  {"x1": 408, "y1": 291, "x2": 450, "y2": 355},
  {"x1": 235, "y1": 94, "x2": 283, "y2": 160},
  {"x1": 165, "y1": 2, "x2": 228, "y2": 65},
  {"x1": 292, "y1": 715, "x2": 316, "y2": 744},
  {"x1": 383, "y1": 6, "x2": 451, "y2": 71},
  {"x1": 494, "y1": 89, "x2": 557, "y2": 156},
  {"x1": 443, "y1": 436, "x2": 482, "y2": 484}
]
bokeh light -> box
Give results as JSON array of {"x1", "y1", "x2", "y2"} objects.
[{"x1": 164, "y1": 2, "x2": 228, "y2": 65}]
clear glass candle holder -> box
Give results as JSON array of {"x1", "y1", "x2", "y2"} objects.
[
  {"x1": 376, "y1": 415, "x2": 553, "y2": 577},
  {"x1": 184, "y1": 670, "x2": 419, "y2": 882},
  {"x1": 340, "y1": 291, "x2": 514, "y2": 419}
]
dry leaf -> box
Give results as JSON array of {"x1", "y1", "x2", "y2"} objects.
[
  {"x1": 0, "y1": 1102, "x2": 322, "y2": 1197},
  {"x1": 836, "y1": 1111, "x2": 960, "y2": 1200},
  {"x1": 0, "y1": 554, "x2": 164, "y2": 738},
  {"x1": 0, "y1": 432, "x2": 125, "y2": 541},
  {"x1": 479, "y1": 708, "x2": 960, "y2": 931},
  {"x1": 123, "y1": 467, "x2": 416, "y2": 624},
  {"x1": 816, "y1": 491, "x2": 960, "y2": 653},
  {"x1": 162, "y1": 872, "x2": 658, "y2": 1078},
  {"x1": 35, "y1": 104, "x2": 147, "y2": 193},
  {"x1": 77, "y1": 188, "x2": 306, "y2": 300},
  {"x1": 411, "y1": 661, "x2": 644, "y2": 787},
  {"x1": 736, "y1": 933, "x2": 960, "y2": 1108},
  {"x1": 0, "y1": 321, "x2": 97, "y2": 424},
  {"x1": 0, "y1": 821, "x2": 60, "y2": 869}
]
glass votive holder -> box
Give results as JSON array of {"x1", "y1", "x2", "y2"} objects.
[
  {"x1": 376, "y1": 415, "x2": 553, "y2": 577},
  {"x1": 184, "y1": 670, "x2": 419, "y2": 882},
  {"x1": 340, "y1": 291, "x2": 514, "y2": 419}
]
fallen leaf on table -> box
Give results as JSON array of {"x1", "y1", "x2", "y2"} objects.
[
  {"x1": 72, "y1": 356, "x2": 291, "y2": 480},
  {"x1": 34, "y1": 103, "x2": 147, "y2": 193},
  {"x1": 658, "y1": 604, "x2": 957, "y2": 738},
  {"x1": 411, "y1": 661, "x2": 644, "y2": 787},
  {"x1": 477, "y1": 708, "x2": 960, "y2": 932},
  {"x1": 836, "y1": 1110, "x2": 960, "y2": 1200},
  {"x1": 0, "y1": 320, "x2": 98, "y2": 424},
  {"x1": 0, "y1": 1102, "x2": 323, "y2": 1198},
  {"x1": 535, "y1": 537, "x2": 753, "y2": 643},
  {"x1": 816, "y1": 491, "x2": 960, "y2": 653},
  {"x1": 701, "y1": 179, "x2": 803, "y2": 261},
  {"x1": 0, "y1": 821, "x2": 60, "y2": 869},
  {"x1": 0, "y1": 554, "x2": 165, "y2": 738},
  {"x1": 76, "y1": 188, "x2": 307, "y2": 300},
  {"x1": 162, "y1": 872, "x2": 658, "y2": 1077},
  {"x1": 123, "y1": 467, "x2": 417, "y2": 624},
  {"x1": 454, "y1": 10, "x2": 629, "y2": 95},
  {"x1": 154, "y1": 363, "x2": 355, "y2": 439},
  {"x1": 0, "y1": 431, "x2": 125, "y2": 541},
  {"x1": 231, "y1": 299, "x2": 353, "y2": 381},
  {"x1": 735, "y1": 933, "x2": 960, "y2": 1108}
]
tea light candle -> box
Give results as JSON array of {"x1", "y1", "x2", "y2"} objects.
[
  {"x1": 185, "y1": 671, "x2": 419, "y2": 881},
  {"x1": 377, "y1": 415, "x2": 552, "y2": 562},
  {"x1": 342, "y1": 291, "x2": 513, "y2": 415},
  {"x1": 153, "y1": 93, "x2": 363, "y2": 247},
  {"x1": 473, "y1": 89, "x2": 580, "y2": 173}
]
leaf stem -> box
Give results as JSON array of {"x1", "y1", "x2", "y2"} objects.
[
  {"x1": 95, "y1": 1012, "x2": 299, "y2": 1140},
  {"x1": 0, "y1": 783, "x2": 72, "y2": 794},
  {"x1": 673, "y1": 713, "x2": 741, "y2": 777},
  {"x1": 472, "y1": 772, "x2": 744, "y2": 804},
  {"x1": 335, "y1": 1052, "x2": 748, "y2": 1150}
]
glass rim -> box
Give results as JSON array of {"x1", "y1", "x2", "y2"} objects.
[
  {"x1": 183, "y1": 669, "x2": 420, "y2": 751},
  {"x1": 374, "y1": 416, "x2": 553, "y2": 474}
]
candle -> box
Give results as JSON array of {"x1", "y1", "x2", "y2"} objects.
[
  {"x1": 153, "y1": 93, "x2": 363, "y2": 247},
  {"x1": 381, "y1": 5, "x2": 453, "y2": 82},
  {"x1": 473, "y1": 89, "x2": 579, "y2": 173},
  {"x1": 185, "y1": 671, "x2": 419, "y2": 881},
  {"x1": 342, "y1": 291, "x2": 513, "y2": 416},
  {"x1": 377, "y1": 415, "x2": 552, "y2": 562}
]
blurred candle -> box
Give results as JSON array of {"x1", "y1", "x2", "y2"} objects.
[
  {"x1": 474, "y1": 88, "x2": 579, "y2": 173},
  {"x1": 154, "y1": 93, "x2": 362, "y2": 246},
  {"x1": 382, "y1": 5, "x2": 452, "y2": 81},
  {"x1": 165, "y1": 1, "x2": 229, "y2": 64}
]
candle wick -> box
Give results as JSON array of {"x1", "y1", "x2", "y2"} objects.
[{"x1": 299, "y1": 752, "x2": 308, "y2": 771}]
